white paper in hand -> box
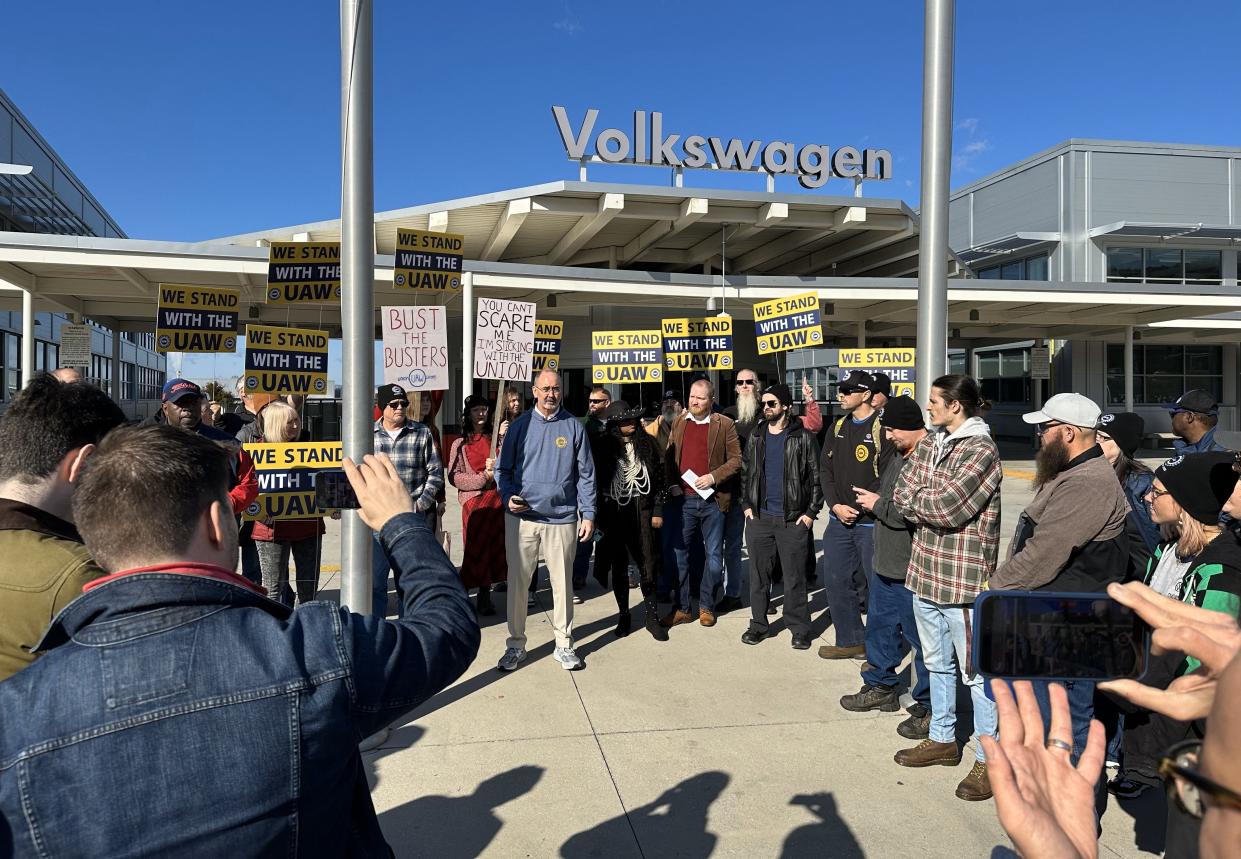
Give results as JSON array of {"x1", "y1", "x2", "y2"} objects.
[{"x1": 681, "y1": 468, "x2": 714, "y2": 500}]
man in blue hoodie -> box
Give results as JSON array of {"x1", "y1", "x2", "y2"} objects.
[{"x1": 496, "y1": 369, "x2": 597, "y2": 672}]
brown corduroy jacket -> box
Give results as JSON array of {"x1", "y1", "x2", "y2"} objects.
[{"x1": 663, "y1": 412, "x2": 743, "y2": 512}]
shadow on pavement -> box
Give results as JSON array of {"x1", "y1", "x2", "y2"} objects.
[
  {"x1": 780, "y1": 792, "x2": 864, "y2": 859},
  {"x1": 1115, "y1": 788, "x2": 1168, "y2": 854},
  {"x1": 560, "y1": 771, "x2": 730, "y2": 859},
  {"x1": 378, "y1": 764, "x2": 544, "y2": 858}
]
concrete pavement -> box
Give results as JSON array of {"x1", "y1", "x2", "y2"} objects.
[{"x1": 307, "y1": 444, "x2": 1170, "y2": 858}]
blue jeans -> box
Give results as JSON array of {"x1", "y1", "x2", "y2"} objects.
[
  {"x1": 1031, "y1": 679, "x2": 1096, "y2": 765},
  {"x1": 863, "y1": 575, "x2": 929, "y2": 706},
  {"x1": 239, "y1": 533, "x2": 261, "y2": 586},
  {"x1": 722, "y1": 501, "x2": 746, "y2": 599},
  {"x1": 912, "y1": 596, "x2": 996, "y2": 763},
  {"x1": 823, "y1": 518, "x2": 875, "y2": 647},
  {"x1": 371, "y1": 510, "x2": 434, "y2": 617},
  {"x1": 673, "y1": 495, "x2": 724, "y2": 613},
  {"x1": 660, "y1": 495, "x2": 683, "y2": 595}
]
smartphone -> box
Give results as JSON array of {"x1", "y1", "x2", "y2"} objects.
[
  {"x1": 973, "y1": 591, "x2": 1149, "y2": 682},
  {"x1": 510, "y1": 495, "x2": 528, "y2": 509},
  {"x1": 315, "y1": 470, "x2": 360, "y2": 510}
]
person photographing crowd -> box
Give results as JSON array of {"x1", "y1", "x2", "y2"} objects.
[{"x1": 0, "y1": 425, "x2": 480, "y2": 856}]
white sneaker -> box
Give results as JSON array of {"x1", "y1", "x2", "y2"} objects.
[
  {"x1": 497, "y1": 647, "x2": 527, "y2": 672},
  {"x1": 572, "y1": 593, "x2": 584, "y2": 605},
  {"x1": 554, "y1": 646, "x2": 584, "y2": 670}
]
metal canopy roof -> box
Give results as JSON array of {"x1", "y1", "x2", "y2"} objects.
[
  {"x1": 1089, "y1": 221, "x2": 1241, "y2": 242},
  {"x1": 215, "y1": 181, "x2": 936, "y2": 278},
  {"x1": 956, "y1": 232, "x2": 1060, "y2": 265},
  {"x1": 1, "y1": 230, "x2": 1239, "y2": 346}
]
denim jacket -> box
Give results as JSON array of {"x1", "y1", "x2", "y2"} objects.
[{"x1": 0, "y1": 512, "x2": 479, "y2": 858}]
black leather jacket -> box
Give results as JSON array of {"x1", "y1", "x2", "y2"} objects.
[{"x1": 740, "y1": 417, "x2": 824, "y2": 523}]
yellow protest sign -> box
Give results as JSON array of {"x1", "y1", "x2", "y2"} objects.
[
  {"x1": 839, "y1": 348, "x2": 917, "y2": 398},
  {"x1": 661, "y1": 316, "x2": 733, "y2": 372},
  {"x1": 533, "y1": 320, "x2": 564, "y2": 372},
  {"x1": 155, "y1": 283, "x2": 240, "y2": 353},
  {"x1": 394, "y1": 228, "x2": 465, "y2": 293},
  {"x1": 591, "y1": 330, "x2": 664, "y2": 384},
  {"x1": 753, "y1": 291, "x2": 823, "y2": 354},
  {"x1": 242, "y1": 442, "x2": 343, "y2": 521},
  {"x1": 243, "y1": 324, "x2": 329, "y2": 395},
  {"x1": 266, "y1": 242, "x2": 341, "y2": 304}
]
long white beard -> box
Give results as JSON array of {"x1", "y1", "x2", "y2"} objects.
[{"x1": 736, "y1": 394, "x2": 758, "y2": 424}]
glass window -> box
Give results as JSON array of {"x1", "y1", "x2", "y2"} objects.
[
  {"x1": 1185, "y1": 250, "x2": 1222, "y2": 284},
  {"x1": 1025, "y1": 254, "x2": 1049, "y2": 281},
  {"x1": 10, "y1": 124, "x2": 53, "y2": 185},
  {"x1": 976, "y1": 347, "x2": 1031, "y2": 404},
  {"x1": 1106, "y1": 344, "x2": 1222, "y2": 406},
  {"x1": 1106, "y1": 247, "x2": 1143, "y2": 282},
  {"x1": 1144, "y1": 248, "x2": 1183, "y2": 283},
  {"x1": 979, "y1": 266, "x2": 1001, "y2": 279},
  {"x1": 0, "y1": 108, "x2": 11, "y2": 163},
  {"x1": 6, "y1": 333, "x2": 20, "y2": 399},
  {"x1": 82, "y1": 203, "x2": 106, "y2": 237},
  {"x1": 53, "y1": 167, "x2": 83, "y2": 219},
  {"x1": 1001, "y1": 260, "x2": 1024, "y2": 280}
]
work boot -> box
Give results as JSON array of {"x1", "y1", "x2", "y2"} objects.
[
  {"x1": 839, "y1": 683, "x2": 900, "y2": 713},
  {"x1": 644, "y1": 598, "x2": 669, "y2": 642},
  {"x1": 660, "y1": 609, "x2": 694, "y2": 629},
  {"x1": 897, "y1": 704, "x2": 932, "y2": 740},
  {"x1": 614, "y1": 610, "x2": 632, "y2": 638},
  {"x1": 894, "y1": 739, "x2": 961, "y2": 768},
  {"x1": 955, "y1": 761, "x2": 992, "y2": 801},
  {"x1": 817, "y1": 643, "x2": 866, "y2": 660},
  {"x1": 699, "y1": 609, "x2": 717, "y2": 627}
]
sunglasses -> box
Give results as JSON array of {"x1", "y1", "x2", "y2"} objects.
[
  {"x1": 387, "y1": 400, "x2": 409, "y2": 409},
  {"x1": 761, "y1": 399, "x2": 780, "y2": 407},
  {"x1": 589, "y1": 398, "x2": 609, "y2": 404},
  {"x1": 736, "y1": 379, "x2": 757, "y2": 386},
  {"x1": 1036, "y1": 421, "x2": 1065, "y2": 436},
  {"x1": 1159, "y1": 740, "x2": 1241, "y2": 819}
]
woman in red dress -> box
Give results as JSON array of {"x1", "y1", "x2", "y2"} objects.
[{"x1": 447, "y1": 394, "x2": 505, "y2": 615}]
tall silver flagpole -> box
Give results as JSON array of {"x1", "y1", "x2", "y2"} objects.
[
  {"x1": 916, "y1": 0, "x2": 955, "y2": 401},
  {"x1": 340, "y1": 0, "x2": 375, "y2": 613}
]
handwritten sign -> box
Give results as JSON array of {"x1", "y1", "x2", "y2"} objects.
[
  {"x1": 242, "y1": 442, "x2": 343, "y2": 520},
  {"x1": 266, "y1": 241, "x2": 341, "y2": 304},
  {"x1": 473, "y1": 298, "x2": 536, "y2": 382},
  {"x1": 591, "y1": 330, "x2": 664, "y2": 384},
  {"x1": 244, "y1": 324, "x2": 329, "y2": 395},
  {"x1": 753, "y1": 291, "x2": 823, "y2": 355},
  {"x1": 532, "y1": 320, "x2": 564, "y2": 372},
  {"x1": 156, "y1": 284, "x2": 240, "y2": 353},
  {"x1": 661, "y1": 316, "x2": 733, "y2": 372},
  {"x1": 381, "y1": 306, "x2": 449, "y2": 390}
]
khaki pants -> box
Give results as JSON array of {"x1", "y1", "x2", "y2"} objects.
[{"x1": 505, "y1": 515, "x2": 579, "y2": 650}]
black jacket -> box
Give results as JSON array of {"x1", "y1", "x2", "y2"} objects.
[
  {"x1": 593, "y1": 430, "x2": 667, "y2": 519},
  {"x1": 740, "y1": 417, "x2": 823, "y2": 523}
]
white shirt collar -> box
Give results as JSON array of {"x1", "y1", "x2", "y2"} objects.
[
  {"x1": 687, "y1": 411, "x2": 712, "y2": 425},
  {"x1": 534, "y1": 405, "x2": 561, "y2": 421}
]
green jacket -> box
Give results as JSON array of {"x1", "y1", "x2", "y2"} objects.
[
  {"x1": 0, "y1": 499, "x2": 105, "y2": 682},
  {"x1": 1144, "y1": 535, "x2": 1241, "y2": 674}
]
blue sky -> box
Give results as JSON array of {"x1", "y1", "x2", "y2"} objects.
[{"x1": 5, "y1": 0, "x2": 1239, "y2": 383}]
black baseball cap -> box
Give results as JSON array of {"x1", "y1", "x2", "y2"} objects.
[
  {"x1": 838, "y1": 371, "x2": 876, "y2": 394},
  {"x1": 1164, "y1": 389, "x2": 1218, "y2": 417},
  {"x1": 870, "y1": 372, "x2": 892, "y2": 397}
]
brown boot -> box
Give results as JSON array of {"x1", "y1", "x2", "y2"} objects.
[
  {"x1": 955, "y1": 761, "x2": 992, "y2": 801},
  {"x1": 894, "y1": 739, "x2": 962, "y2": 768},
  {"x1": 699, "y1": 609, "x2": 717, "y2": 627},
  {"x1": 660, "y1": 609, "x2": 694, "y2": 628},
  {"x1": 817, "y1": 644, "x2": 866, "y2": 660}
]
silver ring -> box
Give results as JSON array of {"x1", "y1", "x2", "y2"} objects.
[{"x1": 1045, "y1": 738, "x2": 1073, "y2": 753}]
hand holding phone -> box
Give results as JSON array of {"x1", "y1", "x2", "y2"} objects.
[
  {"x1": 341, "y1": 454, "x2": 415, "y2": 533},
  {"x1": 508, "y1": 495, "x2": 529, "y2": 513},
  {"x1": 974, "y1": 591, "x2": 1150, "y2": 682},
  {"x1": 316, "y1": 470, "x2": 360, "y2": 510}
]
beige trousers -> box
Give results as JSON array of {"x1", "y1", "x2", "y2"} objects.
[{"x1": 505, "y1": 515, "x2": 578, "y2": 650}]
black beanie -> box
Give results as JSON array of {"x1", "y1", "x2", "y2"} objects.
[
  {"x1": 765, "y1": 383, "x2": 794, "y2": 408},
  {"x1": 882, "y1": 395, "x2": 925, "y2": 431},
  {"x1": 1097, "y1": 412, "x2": 1144, "y2": 458},
  {"x1": 376, "y1": 383, "x2": 408, "y2": 411},
  {"x1": 1154, "y1": 451, "x2": 1239, "y2": 525}
]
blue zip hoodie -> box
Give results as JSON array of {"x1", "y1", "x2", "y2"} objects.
[{"x1": 497, "y1": 407, "x2": 596, "y2": 525}]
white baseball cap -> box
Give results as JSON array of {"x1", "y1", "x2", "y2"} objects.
[{"x1": 1022, "y1": 393, "x2": 1101, "y2": 428}]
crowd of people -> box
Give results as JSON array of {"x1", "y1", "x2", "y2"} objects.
[{"x1": 1, "y1": 364, "x2": 1239, "y2": 857}]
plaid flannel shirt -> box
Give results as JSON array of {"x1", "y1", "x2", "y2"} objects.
[
  {"x1": 891, "y1": 426, "x2": 1002, "y2": 605},
  {"x1": 373, "y1": 419, "x2": 443, "y2": 513}
]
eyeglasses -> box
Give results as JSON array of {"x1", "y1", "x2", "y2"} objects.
[
  {"x1": 535, "y1": 386, "x2": 561, "y2": 394},
  {"x1": 387, "y1": 401, "x2": 409, "y2": 409},
  {"x1": 589, "y1": 398, "x2": 609, "y2": 405},
  {"x1": 736, "y1": 379, "x2": 757, "y2": 386},
  {"x1": 1147, "y1": 486, "x2": 1171, "y2": 500},
  {"x1": 1159, "y1": 740, "x2": 1241, "y2": 818},
  {"x1": 761, "y1": 399, "x2": 780, "y2": 407}
]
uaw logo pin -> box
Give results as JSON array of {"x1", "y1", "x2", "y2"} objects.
[
  {"x1": 555, "y1": 436, "x2": 568, "y2": 449},
  {"x1": 1163, "y1": 455, "x2": 1185, "y2": 469}
]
